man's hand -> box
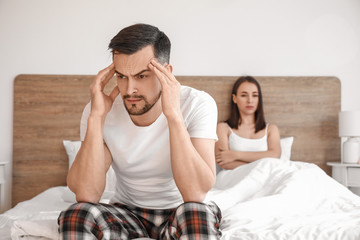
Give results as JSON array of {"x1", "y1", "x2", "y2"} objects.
[
  {"x1": 89, "y1": 63, "x2": 120, "y2": 119},
  {"x1": 148, "y1": 59, "x2": 181, "y2": 121},
  {"x1": 67, "y1": 64, "x2": 117, "y2": 203}
]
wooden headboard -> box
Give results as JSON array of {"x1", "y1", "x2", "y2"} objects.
[{"x1": 13, "y1": 75, "x2": 341, "y2": 206}]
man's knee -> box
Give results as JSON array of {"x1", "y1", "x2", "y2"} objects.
[
  {"x1": 173, "y1": 202, "x2": 222, "y2": 238},
  {"x1": 58, "y1": 202, "x2": 100, "y2": 229},
  {"x1": 175, "y1": 201, "x2": 221, "y2": 219}
]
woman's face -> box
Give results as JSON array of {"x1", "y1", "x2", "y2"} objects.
[{"x1": 232, "y1": 81, "x2": 259, "y2": 116}]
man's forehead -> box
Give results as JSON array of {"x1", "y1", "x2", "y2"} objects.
[{"x1": 113, "y1": 51, "x2": 154, "y2": 75}]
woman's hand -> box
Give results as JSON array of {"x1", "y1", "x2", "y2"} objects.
[
  {"x1": 216, "y1": 150, "x2": 248, "y2": 169},
  {"x1": 216, "y1": 150, "x2": 237, "y2": 167}
]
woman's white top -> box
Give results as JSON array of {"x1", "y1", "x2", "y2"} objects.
[{"x1": 228, "y1": 123, "x2": 269, "y2": 152}]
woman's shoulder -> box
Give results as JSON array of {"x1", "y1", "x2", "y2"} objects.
[
  {"x1": 217, "y1": 122, "x2": 232, "y2": 133},
  {"x1": 267, "y1": 123, "x2": 279, "y2": 130},
  {"x1": 267, "y1": 123, "x2": 280, "y2": 135},
  {"x1": 217, "y1": 121, "x2": 229, "y2": 128}
]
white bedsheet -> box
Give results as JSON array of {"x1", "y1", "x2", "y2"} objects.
[
  {"x1": 1, "y1": 158, "x2": 360, "y2": 239},
  {"x1": 0, "y1": 186, "x2": 72, "y2": 240}
]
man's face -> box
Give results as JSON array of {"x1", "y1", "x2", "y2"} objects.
[{"x1": 113, "y1": 45, "x2": 162, "y2": 116}]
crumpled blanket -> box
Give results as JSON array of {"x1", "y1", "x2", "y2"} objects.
[
  {"x1": 11, "y1": 219, "x2": 59, "y2": 240},
  {"x1": 205, "y1": 158, "x2": 360, "y2": 240}
]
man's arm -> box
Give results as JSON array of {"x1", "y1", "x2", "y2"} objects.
[
  {"x1": 169, "y1": 120, "x2": 216, "y2": 202},
  {"x1": 149, "y1": 60, "x2": 216, "y2": 202},
  {"x1": 67, "y1": 63, "x2": 120, "y2": 203}
]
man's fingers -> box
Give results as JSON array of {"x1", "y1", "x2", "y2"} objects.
[
  {"x1": 95, "y1": 63, "x2": 116, "y2": 88},
  {"x1": 150, "y1": 59, "x2": 174, "y2": 82},
  {"x1": 101, "y1": 63, "x2": 116, "y2": 87},
  {"x1": 109, "y1": 86, "x2": 120, "y2": 102},
  {"x1": 149, "y1": 63, "x2": 167, "y2": 86}
]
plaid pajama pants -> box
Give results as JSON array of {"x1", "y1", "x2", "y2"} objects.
[{"x1": 58, "y1": 201, "x2": 222, "y2": 240}]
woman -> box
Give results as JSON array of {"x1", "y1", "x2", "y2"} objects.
[{"x1": 216, "y1": 76, "x2": 281, "y2": 170}]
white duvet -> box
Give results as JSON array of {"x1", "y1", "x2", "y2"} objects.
[
  {"x1": 1, "y1": 158, "x2": 360, "y2": 240},
  {"x1": 206, "y1": 158, "x2": 360, "y2": 240}
]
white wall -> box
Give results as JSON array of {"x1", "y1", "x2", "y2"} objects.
[{"x1": 0, "y1": 0, "x2": 359, "y2": 211}]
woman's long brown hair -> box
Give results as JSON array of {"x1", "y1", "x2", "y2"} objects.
[{"x1": 225, "y1": 76, "x2": 266, "y2": 133}]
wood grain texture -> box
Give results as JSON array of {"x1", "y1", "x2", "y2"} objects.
[{"x1": 13, "y1": 75, "x2": 340, "y2": 206}]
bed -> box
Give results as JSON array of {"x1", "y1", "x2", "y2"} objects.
[{"x1": 1, "y1": 74, "x2": 360, "y2": 239}]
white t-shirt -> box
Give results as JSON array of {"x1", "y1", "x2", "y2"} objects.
[{"x1": 80, "y1": 86, "x2": 218, "y2": 209}]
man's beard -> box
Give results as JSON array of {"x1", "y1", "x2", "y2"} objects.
[{"x1": 123, "y1": 92, "x2": 161, "y2": 116}]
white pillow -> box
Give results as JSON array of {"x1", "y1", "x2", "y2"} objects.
[
  {"x1": 280, "y1": 136, "x2": 294, "y2": 160},
  {"x1": 63, "y1": 140, "x2": 81, "y2": 170},
  {"x1": 62, "y1": 140, "x2": 116, "y2": 193}
]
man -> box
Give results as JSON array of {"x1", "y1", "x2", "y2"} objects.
[{"x1": 58, "y1": 23, "x2": 221, "y2": 239}]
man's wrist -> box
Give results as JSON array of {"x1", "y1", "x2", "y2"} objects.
[
  {"x1": 88, "y1": 114, "x2": 106, "y2": 127},
  {"x1": 165, "y1": 111, "x2": 184, "y2": 125}
]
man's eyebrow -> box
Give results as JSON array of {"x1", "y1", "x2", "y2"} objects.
[
  {"x1": 114, "y1": 69, "x2": 150, "y2": 77},
  {"x1": 114, "y1": 70, "x2": 123, "y2": 76},
  {"x1": 134, "y1": 69, "x2": 151, "y2": 76}
]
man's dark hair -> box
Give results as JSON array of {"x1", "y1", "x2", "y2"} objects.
[
  {"x1": 108, "y1": 23, "x2": 171, "y2": 64},
  {"x1": 226, "y1": 76, "x2": 266, "y2": 133}
]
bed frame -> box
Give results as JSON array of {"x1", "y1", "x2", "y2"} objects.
[{"x1": 13, "y1": 75, "x2": 341, "y2": 206}]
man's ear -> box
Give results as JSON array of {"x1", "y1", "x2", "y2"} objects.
[{"x1": 165, "y1": 64, "x2": 173, "y2": 73}]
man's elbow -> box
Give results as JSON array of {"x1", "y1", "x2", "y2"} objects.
[
  {"x1": 74, "y1": 188, "x2": 103, "y2": 203},
  {"x1": 75, "y1": 193, "x2": 101, "y2": 204},
  {"x1": 68, "y1": 182, "x2": 103, "y2": 204},
  {"x1": 67, "y1": 176, "x2": 104, "y2": 203},
  {"x1": 182, "y1": 190, "x2": 207, "y2": 203},
  {"x1": 181, "y1": 179, "x2": 215, "y2": 203}
]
